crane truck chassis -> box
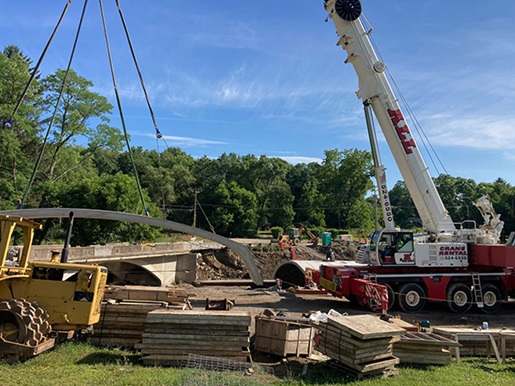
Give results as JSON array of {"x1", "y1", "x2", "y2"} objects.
[{"x1": 274, "y1": 0, "x2": 515, "y2": 314}]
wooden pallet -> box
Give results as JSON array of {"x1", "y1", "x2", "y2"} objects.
[
  {"x1": 434, "y1": 328, "x2": 515, "y2": 362},
  {"x1": 104, "y1": 285, "x2": 190, "y2": 304},
  {"x1": 393, "y1": 331, "x2": 460, "y2": 365},
  {"x1": 316, "y1": 315, "x2": 403, "y2": 377},
  {"x1": 90, "y1": 301, "x2": 170, "y2": 349},
  {"x1": 141, "y1": 310, "x2": 252, "y2": 366}
]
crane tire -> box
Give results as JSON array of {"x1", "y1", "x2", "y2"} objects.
[
  {"x1": 384, "y1": 283, "x2": 396, "y2": 311},
  {"x1": 447, "y1": 283, "x2": 473, "y2": 313},
  {"x1": 398, "y1": 283, "x2": 426, "y2": 313},
  {"x1": 481, "y1": 284, "x2": 502, "y2": 314}
]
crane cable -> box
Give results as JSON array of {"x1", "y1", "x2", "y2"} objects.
[
  {"x1": 20, "y1": 0, "x2": 89, "y2": 208},
  {"x1": 98, "y1": 0, "x2": 149, "y2": 216},
  {"x1": 114, "y1": 0, "x2": 164, "y2": 145},
  {"x1": 361, "y1": 13, "x2": 449, "y2": 176},
  {"x1": 114, "y1": 0, "x2": 171, "y2": 217},
  {"x1": 5, "y1": 0, "x2": 72, "y2": 129}
]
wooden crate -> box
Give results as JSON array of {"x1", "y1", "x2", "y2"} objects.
[{"x1": 255, "y1": 317, "x2": 315, "y2": 357}]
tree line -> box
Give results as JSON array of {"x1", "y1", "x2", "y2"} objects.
[{"x1": 1, "y1": 46, "x2": 514, "y2": 244}]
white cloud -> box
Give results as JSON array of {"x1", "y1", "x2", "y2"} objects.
[
  {"x1": 140, "y1": 133, "x2": 227, "y2": 148},
  {"x1": 276, "y1": 156, "x2": 323, "y2": 165},
  {"x1": 422, "y1": 114, "x2": 515, "y2": 150}
]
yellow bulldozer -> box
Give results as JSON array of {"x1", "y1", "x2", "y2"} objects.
[{"x1": 0, "y1": 214, "x2": 107, "y2": 360}]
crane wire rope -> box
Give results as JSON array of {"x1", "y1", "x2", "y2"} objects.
[
  {"x1": 113, "y1": 0, "x2": 166, "y2": 146},
  {"x1": 114, "y1": 0, "x2": 172, "y2": 216},
  {"x1": 5, "y1": 0, "x2": 72, "y2": 129},
  {"x1": 98, "y1": 0, "x2": 149, "y2": 216},
  {"x1": 197, "y1": 200, "x2": 216, "y2": 234},
  {"x1": 20, "y1": 0, "x2": 89, "y2": 208},
  {"x1": 361, "y1": 13, "x2": 449, "y2": 176}
]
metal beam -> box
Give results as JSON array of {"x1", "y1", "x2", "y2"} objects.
[{"x1": 0, "y1": 208, "x2": 263, "y2": 286}]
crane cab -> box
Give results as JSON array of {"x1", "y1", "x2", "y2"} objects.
[
  {"x1": 369, "y1": 230, "x2": 415, "y2": 266},
  {"x1": 369, "y1": 229, "x2": 469, "y2": 268}
]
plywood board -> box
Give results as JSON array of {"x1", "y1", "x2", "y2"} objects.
[{"x1": 327, "y1": 315, "x2": 404, "y2": 340}]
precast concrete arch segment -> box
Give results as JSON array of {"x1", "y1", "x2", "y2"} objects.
[{"x1": 0, "y1": 208, "x2": 263, "y2": 286}]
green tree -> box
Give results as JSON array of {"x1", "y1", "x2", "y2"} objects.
[
  {"x1": 287, "y1": 163, "x2": 325, "y2": 226},
  {"x1": 262, "y1": 180, "x2": 295, "y2": 229},
  {"x1": 319, "y1": 149, "x2": 373, "y2": 228},
  {"x1": 0, "y1": 46, "x2": 43, "y2": 207},
  {"x1": 39, "y1": 173, "x2": 160, "y2": 245},
  {"x1": 347, "y1": 198, "x2": 375, "y2": 234},
  {"x1": 42, "y1": 69, "x2": 122, "y2": 178},
  {"x1": 389, "y1": 181, "x2": 419, "y2": 229},
  {"x1": 210, "y1": 180, "x2": 258, "y2": 237}
]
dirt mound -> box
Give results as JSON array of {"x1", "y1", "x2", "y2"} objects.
[
  {"x1": 196, "y1": 251, "x2": 247, "y2": 281},
  {"x1": 196, "y1": 244, "x2": 312, "y2": 281},
  {"x1": 312, "y1": 240, "x2": 359, "y2": 260}
]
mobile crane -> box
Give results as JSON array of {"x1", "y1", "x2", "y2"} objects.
[{"x1": 299, "y1": 0, "x2": 515, "y2": 313}]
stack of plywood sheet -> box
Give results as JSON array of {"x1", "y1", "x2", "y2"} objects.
[
  {"x1": 393, "y1": 331, "x2": 460, "y2": 365},
  {"x1": 141, "y1": 310, "x2": 251, "y2": 366},
  {"x1": 104, "y1": 285, "x2": 189, "y2": 304},
  {"x1": 255, "y1": 316, "x2": 315, "y2": 357},
  {"x1": 90, "y1": 301, "x2": 169, "y2": 349},
  {"x1": 434, "y1": 327, "x2": 515, "y2": 361},
  {"x1": 317, "y1": 315, "x2": 403, "y2": 378}
]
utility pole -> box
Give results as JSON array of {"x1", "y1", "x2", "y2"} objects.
[{"x1": 192, "y1": 190, "x2": 198, "y2": 228}]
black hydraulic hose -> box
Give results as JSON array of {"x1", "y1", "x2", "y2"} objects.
[
  {"x1": 20, "y1": 0, "x2": 89, "y2": 207},
  {"x1": 6, "y1": 0, "x2": 72, "y2": 128},
  {"x1": 98, "y1": 0, "x2": 149, "y2": 216}
]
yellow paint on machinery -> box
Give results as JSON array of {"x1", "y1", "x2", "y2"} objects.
[{"x1": 0, "y1": 215, "x2": 107, "y2": 331}]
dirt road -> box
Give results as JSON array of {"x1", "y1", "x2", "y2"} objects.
[{"x1": 188, "y1": 285, "x2": 515, "y2": 330}]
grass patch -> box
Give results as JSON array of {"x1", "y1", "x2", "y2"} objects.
[{"x1": 0, "y1": 343, "x2": 514, "y2": 386}]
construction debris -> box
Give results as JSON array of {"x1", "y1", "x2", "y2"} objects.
[
  {"x1": 205, "y1": 298, "x2": 235, "y2": 311},
  {"x1": 393, "y1": 331, "x2": 460, "y2": 365},
  {"x1": 255, "y1": 315, "x2": 316, "y2": 358},
  {"x1": 316, "y1": 314, "x2": 403, "y2": 378},
  {"x1": 104, "y1": 285, "x2": 190, "y2": 304},
  {"x1": 141, "y1": 310, "x2": 252, "y2": 365}
]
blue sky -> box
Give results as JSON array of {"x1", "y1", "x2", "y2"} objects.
[{"x1": 1, "y1": 0, "x2": 515, "y2": 186}]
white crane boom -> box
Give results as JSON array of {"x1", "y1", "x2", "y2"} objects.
[{"x1": 324, "y1": 0, "x2": 455, "y2": 235}]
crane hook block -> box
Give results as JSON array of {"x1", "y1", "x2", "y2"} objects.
[{"x1": 335, "y1": 0, "x2": 362, "y2": 21}]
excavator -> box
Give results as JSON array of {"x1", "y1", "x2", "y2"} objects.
[{"x1": 0, "y1": 213, "x2": 107, "y2": 360}]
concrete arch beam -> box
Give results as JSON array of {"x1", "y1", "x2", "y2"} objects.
[{"x1": 0, "y1": 208, "x2": 263, "y2": 286}]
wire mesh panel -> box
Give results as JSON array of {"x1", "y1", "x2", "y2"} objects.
[{"x1": 185, "y1": 354, "x2": 252, "y2": 373}]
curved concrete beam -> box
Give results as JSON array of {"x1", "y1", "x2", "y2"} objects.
[{"x1": 0, "y1": 208, "x2": 263, "y2": 286}]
